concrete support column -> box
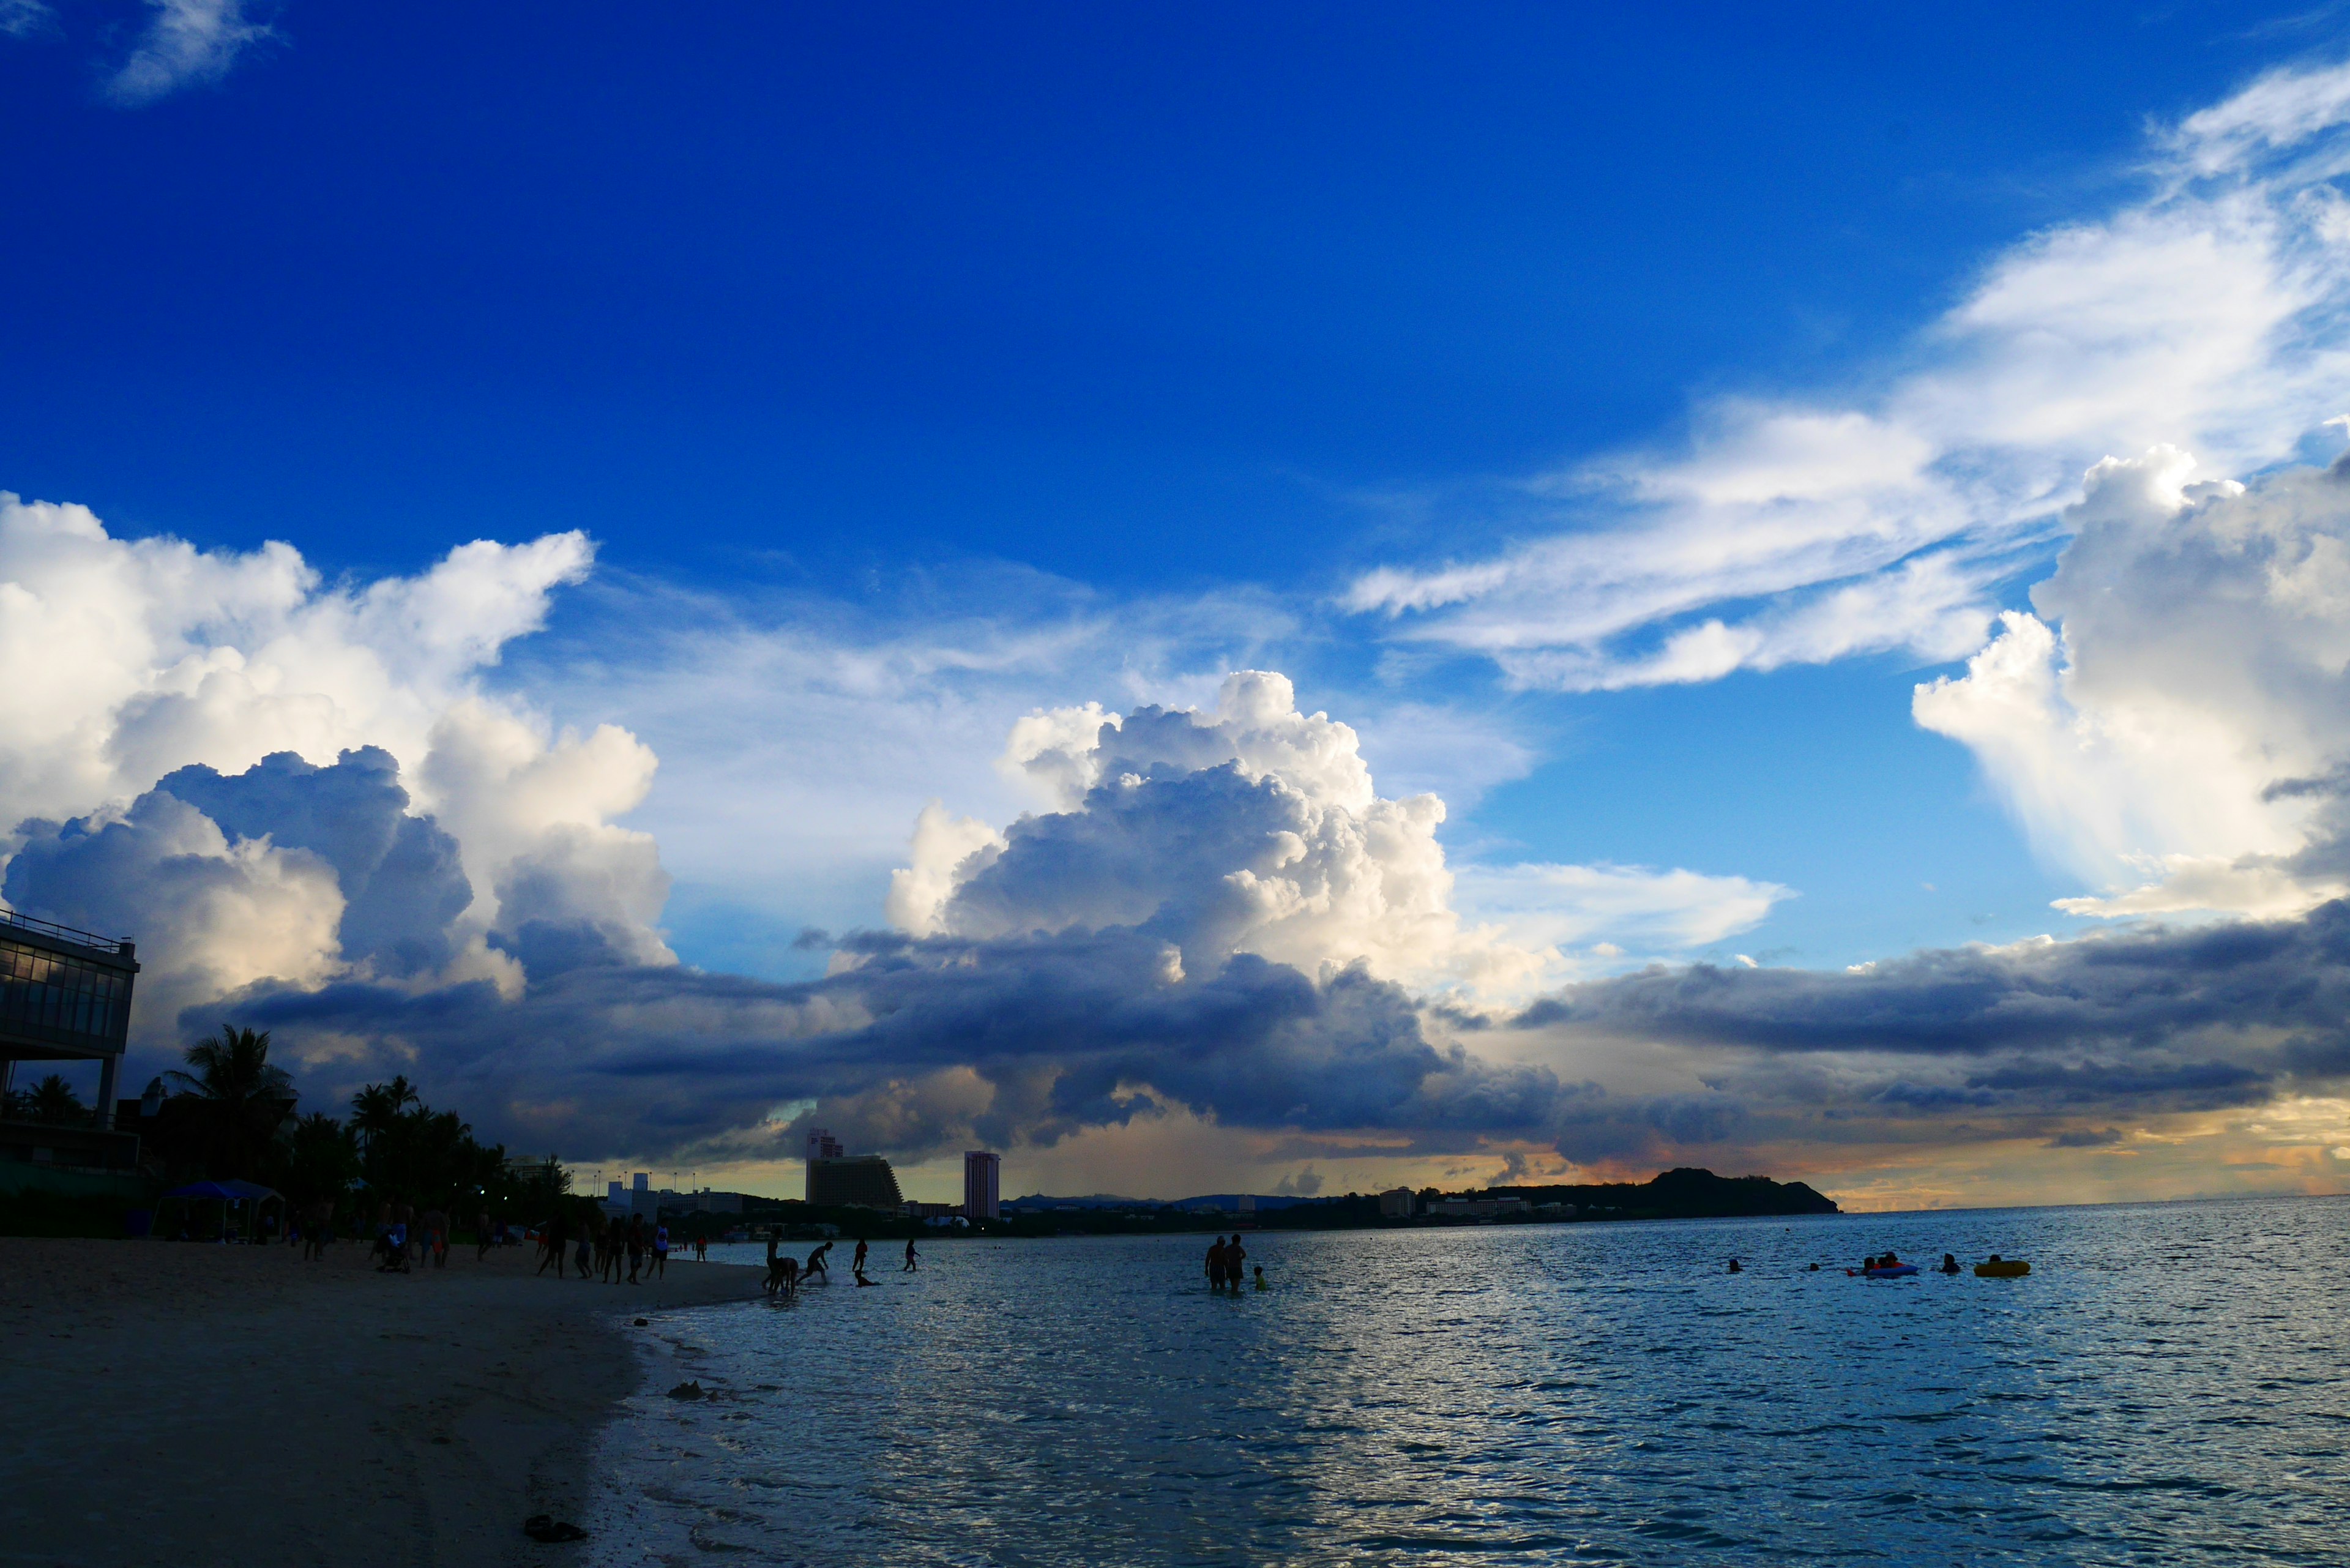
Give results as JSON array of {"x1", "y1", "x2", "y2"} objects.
[{"x1": 94, "y1": 1053, "x2": 119, "y2": 1131}]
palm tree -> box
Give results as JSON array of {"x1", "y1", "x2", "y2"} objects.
[
  {"x1": 166, "y1": 1025, "x2": 298, "y2": 1179},
  {"x1": 349, "y1": 1075, "x2": 421, "y2": 1151},
  {"x1": 24, "y1": 1073, "x2": 86, "y2": 1125}
]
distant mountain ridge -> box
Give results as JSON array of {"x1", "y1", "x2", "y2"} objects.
[
  {"x1": 1007, "y1": 1192, "x2": 1332, "y2": 1211},
  {"x1": 1486, "y1": 1167, "x2": 1840, "y2": 1217}
]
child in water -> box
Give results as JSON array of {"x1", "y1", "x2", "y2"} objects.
[{"x1": 1253, "y1": 1264, "x2": 1267, "y2": 1291}]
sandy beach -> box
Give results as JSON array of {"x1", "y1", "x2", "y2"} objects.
[{"x1": 0, "y1": 1235, "x2": 763, "y2": 1567}]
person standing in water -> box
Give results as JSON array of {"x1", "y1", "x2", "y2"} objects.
[
  {"x1": 1225, "y1": 1234, "x2": 1246, "y2": 1290},
  {"x1": 1205, "y1": 1236, "x2": 1226, "y2": 1291},
  {"x1": 903, "y1": 1238, "x2": 919, "y2": 1271},
  {"x1": 853, "y1": 1238, "x2": 870, "y2": 1276}
]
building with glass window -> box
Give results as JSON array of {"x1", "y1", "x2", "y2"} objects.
[
  {"x1": 805, "y1": 1154, "x2": 902, "y2": 1211},
  {"x1": 0, "y1": 909, "x2": 141, "y2": 1171},
  {"x1": 963, "y1": 1149, "x2": 1000, "y2": 1220}
]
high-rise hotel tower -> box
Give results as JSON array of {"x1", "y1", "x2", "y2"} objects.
[{"x1": 963, "y1": 1150, "x2": 1001, "y2": 1220}]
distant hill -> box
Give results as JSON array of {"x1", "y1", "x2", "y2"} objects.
[
  {"x1": 1487, "y1": 1167, "x2": 1838, "y2": 1218},
  {"x1": 1007, "y1": 1192, "x2": 1332, "y2": 1212}
]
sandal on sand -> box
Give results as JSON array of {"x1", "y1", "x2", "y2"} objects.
[{"x1": 523, "y1": 1515, "x2": 588, "y2": 1542}]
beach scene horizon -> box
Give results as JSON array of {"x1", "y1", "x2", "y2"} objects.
[{"x1": 13, "y1": 6, "x2": 2350, "y2": 1563}]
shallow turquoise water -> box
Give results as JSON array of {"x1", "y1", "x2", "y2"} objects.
[{"x1": 587, "y1": 1198, "x2": 2350, "y2": 1564}]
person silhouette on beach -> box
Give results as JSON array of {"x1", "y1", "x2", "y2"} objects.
[
  {"x1": 778, "y1": 1254, "x2": 799, "y2": 1297},
  {"x1": 537, "y1": 1213, "x2": 566, "y2": 1275},
  {"x1": 1206, "y1": 1236, "x2": 1226, "y2": 1291},
  {"x1": 807, "y1": 1242, "x2": 831, "y2": 1281},
  {"x1": 652, "y1": 1223, "x2": 670, "y2": 1279},
  {"x1": 764, "y1": 1231, "x2": 781, "y2": 1294},
  {"x1": 854, "y1": 1266, "x2": 878, "y2": 1286},
  {"x1": 853, "y1": 1238, "x2": 870, "y2": 1275},
  {"x1": 626, "y1": 1216, "x2": 646, "y2": 1284},
  {"x1": 573, "y1": 1223, "x2": 593, "y2": 1279},
  {"x1": 903, "y1": 1238, "x2": 919, "y2": 1271},
  {"x1": 1224, "y1": 1234, "x2": 1245, "y2": 1288},
  {"x1": 476, "y1": 1209, "x2": 493, "y2": 1261}
]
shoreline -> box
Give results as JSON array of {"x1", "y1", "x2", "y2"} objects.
[{"x1": 0, "y1": 1236, "x2": 763, "y2": 1567}]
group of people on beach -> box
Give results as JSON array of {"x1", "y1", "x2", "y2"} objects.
[
  {"x1": 535, "y1": 1209, "x2": 679, "y2": 1283},
  {"x1": 363, "y1": 1201, "x2": 452, "y2": 1272},
  {"x1": 1204, "y1": 1234, "x2": 1262, "y2": 1293},
  {"x1": 762, "y1": 1233, "x2": 920, "y2": 1297}
]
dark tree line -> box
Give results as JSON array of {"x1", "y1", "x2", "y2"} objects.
[{"x1": 141, "y1": 1025, "x2": 572, "y2": 1223}]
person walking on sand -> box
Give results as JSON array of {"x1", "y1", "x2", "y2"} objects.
[
  {"x1": 903, "y1": 1237, "x2": 919, "y2": 1271},
  {"x1": 537, "y1": 1212, "x2": 567, "y2": 1275},
  {"x1": 573, "y1": 1221, "x2": 593, "y2": 1279},
  {"x1": 626, "y1": 1215, "x2": 646, "y2": 1284},
  {"x1": 476, "y1": 1209, "x2": 493, "y2": 1261},
  {"x1": 652, "y1": 1222, "x2": 670, "y2": 1279}
]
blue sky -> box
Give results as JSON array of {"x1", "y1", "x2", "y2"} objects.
[{"x1": 12, "y1": 2, "x2": 2350, "y2": 1204}]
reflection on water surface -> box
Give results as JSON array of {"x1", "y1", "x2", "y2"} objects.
[{"x1": 589, "y1": 1198, "x2": 2350, "y2": 1564}]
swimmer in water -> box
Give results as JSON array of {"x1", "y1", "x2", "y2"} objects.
[
  {"x1": 1939, "y1": 1252, "x2": 1961, "y2": 1275},
  {"x1": 1727, "y1": 1258, "x2": 1742, "y2": 1273}
]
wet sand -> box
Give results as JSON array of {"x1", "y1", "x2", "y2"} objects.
[{"x1": 0, "y1": 1235, "x2": 763, "y2": 1567}]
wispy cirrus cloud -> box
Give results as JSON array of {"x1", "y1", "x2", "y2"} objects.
[
  {"x1": 0, "y1": 0, "x2": 56, "y2": 40},
  {"x1": 1348, "y1": 57, "x2": 2350, "y2": 692},
  {"x1": 105, "y1": 0, "x2": 275, "y2": 107}
]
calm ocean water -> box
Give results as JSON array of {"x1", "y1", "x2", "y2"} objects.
[{"x1": 585, "y1": 1197, "x2": 2350, "y2": 1565}]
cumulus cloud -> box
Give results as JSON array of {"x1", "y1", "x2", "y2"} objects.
[
  {"x1": 105, "y1": 0, "x2": 274, "y2": 106},
  {"x1": 919, "y1": 671, "x2": 1782, "y2": 997},
  {"x1": 1916, "y1": 449, "x2": 2350, "y2": 919},
  {"x1": 1349, "y1": 58, "x2": 2350, "y2": 690},
  {"x1": 0, "y1": 496, "x2": 671, "y2": 1041},
  {"x1": 166, "y1": 669, "x2": 1775, "y2": 1168}
]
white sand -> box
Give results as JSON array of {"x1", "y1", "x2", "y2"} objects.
[{"x1": 0, "y1": 1236, "x2": 763, "y2": 1567}]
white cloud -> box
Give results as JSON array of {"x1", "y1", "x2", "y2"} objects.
[
  {"x1": 1, "y1": 0, "x2": 55, "y2": 40},
  {"x1": 1914, "y1": 448, "x2": 2350, "y2": 919},
  {"x1": 0, "y1": 495, "x2": 671, "y2": 1029},
  {"x1": 1349, "y1": 59, "x2": 2350, "y2": 690},
  {"x1": 105, "y1": 0, "x2": 274, "y2": 106},
  {"x1": 898, "y1": 670, "x2": 1789, "y2": 1003},
  {"x1": 1450, "y1": 861, "x2": 1788, "y2": 961}
]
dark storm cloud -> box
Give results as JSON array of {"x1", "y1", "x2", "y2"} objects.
[
  {"x1": 233, "y1": 927, "x2": 1569, "y2": 1162},
  {"x1": 1518, "y1": 903, "x2": 2350, "y2": 1063}
]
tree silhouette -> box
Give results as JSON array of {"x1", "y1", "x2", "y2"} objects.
[
  {"x1": 23, "y1": 1073, "x2": 86, "y2": 1125},
  {"x1": 165, "y1": 1025, "x2": 297, "y2": 1180},
  {"x1": 349, "y1": 1075, "x2": 421, "y2": 1150}
]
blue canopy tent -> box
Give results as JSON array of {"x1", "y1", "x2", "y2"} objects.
[{"x1": 159, "y1": 1178, "x2": 285, "y2": 1242}]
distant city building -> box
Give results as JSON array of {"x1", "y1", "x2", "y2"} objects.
[
  {"x1": 963, "y1": 1150, "x2": 1001, "y2": 1219},
  {"x1": 807, "y1": 1154, "x2": 902, "y2": 1210},
  {"x1": 607, "y1": 1179, "x2": 627, "y2": 1206},
  {"x1": 1237, "y1": 1195, "x2": 1255, "y2": 1214},
  {"x1": 633, "y1": 1171, "x2": 650, "y2": 1193},
  {"x1": 1378, "y1": 1187, "x2": 1414, "y2": 1219},
  {"x1": 902, "y1": 1200, "x2": 960, "y2": 1219}
]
